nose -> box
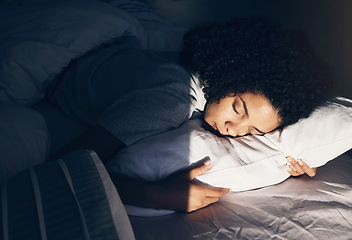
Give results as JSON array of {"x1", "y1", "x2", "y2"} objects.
[{"x1": 225, "y1": 121, "x2": 248, "y2": 137}]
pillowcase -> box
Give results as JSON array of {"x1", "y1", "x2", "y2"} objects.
[
  {"x1": 265, "y1": 96, "x2": 352, "y2": 168},
  {"x1": 0, "y1": 150, "x2": 135, "y2": 240},
  {"x1": 0, "y1": 0, "x2": 143, "y2": 106},
  {"x1": 106, "y1": 96, "x2": 352, "y2": 216}
]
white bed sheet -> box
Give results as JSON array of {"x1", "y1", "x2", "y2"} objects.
[{"x1": 129, "y1": 151, "x2": 352, "y2": 240}]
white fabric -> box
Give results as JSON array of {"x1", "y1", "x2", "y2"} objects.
[
  {"x1": 265, "y1": 96, "x2": 352, "y2": 168},
  {"x1": 0, "y1": 150, "x2": 135, "y2": 240},
  {"x1": 107, "y1": 97, "x2": 352, "y2": 216},
  {"x1": 108, "y1": 0, "x2": 188, "y2": 51},
  {"x1": 129, "y1": 153, "x2": 352, "y2": 239},
  {"x1": 50, "y1": 48, "x2": 206, "y2": 146},
  {"x1": 0, "y1": 0, "x2": 143, "y2": 106},
  {"x1": 28, "y1": 168, "x2": 48, "y2": 240},
  {"x1": 0, "y1": 105, "x2": 50, "y2": 183},
  {"x1": 57, "y1": 160, "x2": 90, "y2": 240}
]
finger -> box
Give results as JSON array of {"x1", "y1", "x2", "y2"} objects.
[
  {"x1": 287, "y1": 165, "x2": 300, "y2": 176},
  {"x1": 296, "y1": 159, "x2": 317, "y2": 177},
  {"x1": 187, "y1": 197, "x2": 220, "y2": 212},
  {"x1": 205, "y1": 186, "x2": 230, "y2": 197},
  {"x1": 196, "y1": 182, "x2": 230, "y2": 197},
  {"x1": 287, "y1": 156, "x2": 304, "y2": 175},
  {"x1": 187, "y1": 160, "x2": 212, "y2": 180},
  {"x1": 200, "y1": 197, "x2": 220, "y2": 208}
]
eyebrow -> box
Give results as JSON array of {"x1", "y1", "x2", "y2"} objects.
[{"x1": 239, "y1": 96, "x2": 265, "y2": 135}]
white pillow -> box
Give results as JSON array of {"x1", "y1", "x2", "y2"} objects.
[
  {"x1": 0, "y1": 0, "x2": 143, "y2": 106},
  {"x1": 265, "y1": 97, "x2": 352, "y2": 168},
  {"x1": 106, "y1": 97, "x2": 352, "y2": 216}
]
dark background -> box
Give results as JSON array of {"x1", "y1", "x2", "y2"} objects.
[{"x1": 142, "y1": 0, "x2": 352, "y2": 99}]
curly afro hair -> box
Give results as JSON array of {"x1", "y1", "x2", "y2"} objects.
[{"x1": 180, "y1": 17, "x2": 335, "y2": 128}]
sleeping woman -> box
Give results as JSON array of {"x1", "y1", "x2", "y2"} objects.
[{"x1": 48, "y1": 17, "x2": 334, "y2": 212}]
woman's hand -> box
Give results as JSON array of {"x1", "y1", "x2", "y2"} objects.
[
  {"x1": 111, "y1": 160, "x2": 230, "y2": 213},
  {"x1": 286, "y1": 156, "x2": 317, "y2": 177},
  {"x1": 146, "y1": 160, "x2": 231, "y2": 212},
  {"x1": 57, "y1": 126, "x2": 229, "y2": 213}
]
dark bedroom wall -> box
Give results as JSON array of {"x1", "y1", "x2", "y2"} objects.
[
  {"x1": 142, "y1": 0, "x2": 352, "y2": 99},
  {"x1": 332, "y1": 1, "x2": 352, "y2": 99}
]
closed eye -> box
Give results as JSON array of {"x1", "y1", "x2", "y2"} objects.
[
  {"x1": 239, "y1": 96, "x2": 248, "y2": 116},
  {"x1": 252, "y1": 127, "x2": 265, "y2": 136},
  {"x1": 232, "y1": 99, "x2": 244, "y2": 119},
  {"x1": 232, "y1": 100, "x2": 240, "y2": 115}
]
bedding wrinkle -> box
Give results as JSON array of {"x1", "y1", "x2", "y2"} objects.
[
  {"x1": 218, "y1": 185, "x2": 352, "y2": 239},
  {"x1": 317, "y1": 182, "x2": 352, "y2": 202},
  {"x1": 130, "y1": 153, "x2": 352, "y2": 239},
  {"x1": 9, "y1": 56, "x2": 46, "y2": 90},
  {"x1": 185, "y1": 204, "x2": 241, "y2": 240},
  {"x1": 1, "y1": 0, "x2": 145, "y2": 105},
  {"x1": 286, "y1": 198, "x2": 352, "y2": 238},
  {"x1": 335, "y1": 208, "x2": 352, "y2": 230}
]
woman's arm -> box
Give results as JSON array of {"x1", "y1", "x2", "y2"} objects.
[
  {"x1": 48, "y1": 125, "x2": 126, "y2": 164},
  {"x1": 110, "y1": 160, "x2": 230, "y2": 212},
  {"x1": 49, "y1": 126, "x2": 230, "y2": 212}
]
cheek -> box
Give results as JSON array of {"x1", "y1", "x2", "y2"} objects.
[
  {"x1": 204, "y1": 105, "x2": 214, "y2": 120},
  {"x1": 205, "y1": 103, "x2": 233, "y2": 122},
  {"x1": 253, "y1": 113, "x2": 281, "y2": 133},
  {"x1": 204, "y1": 103, "x2": 220, "y2": 121}
]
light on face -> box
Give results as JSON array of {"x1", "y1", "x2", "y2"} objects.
[{"x1": 204, "y1": 92, "x2": 281, "y2": 137}]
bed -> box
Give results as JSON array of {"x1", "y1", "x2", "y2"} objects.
[
  {"x1": 129, "y1": 151, "x2": 352, "y2": 240},
  {"x1": 0, "y1": 0, "x2": 351, "y2": 239}
]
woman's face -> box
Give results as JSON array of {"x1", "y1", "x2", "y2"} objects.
[{"x1": 204, "y1": 92, "x2": 281, "y2": 137}]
